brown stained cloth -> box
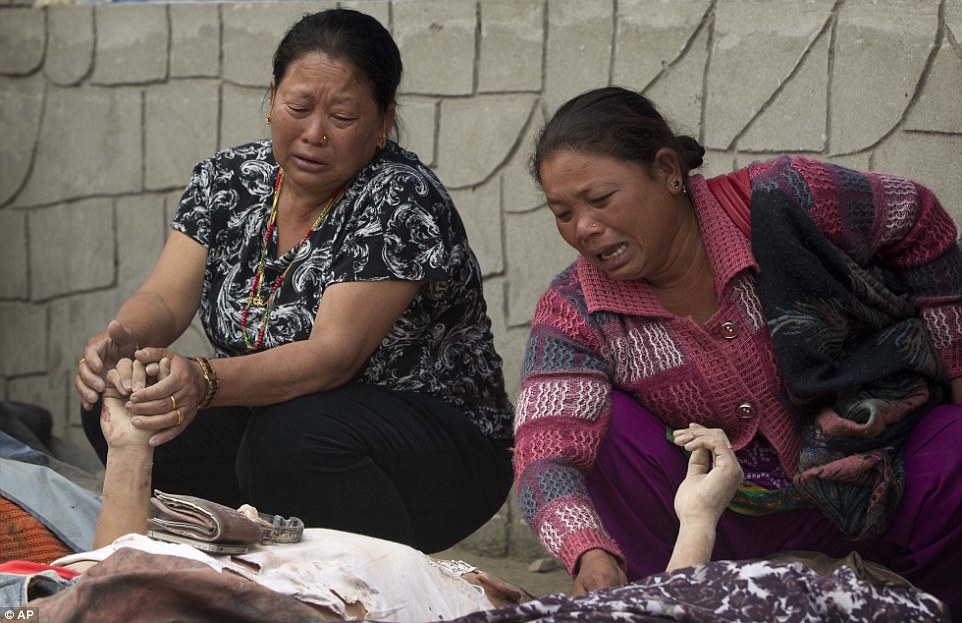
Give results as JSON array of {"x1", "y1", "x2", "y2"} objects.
[
  {"x1": 27, "y1": 546, "x2": 947, "y2": 623},
  {"x1": 31, "y1": 548, "x2": 327, "y2": 623},
  {"x1": 763, "y1": 550, "x2": 915, "y2": 587},
  {"x1": 0, "y1": 495, "x2": 72, "y2": 565}
]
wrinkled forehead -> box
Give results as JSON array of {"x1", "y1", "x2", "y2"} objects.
[{"x1": 276, "y1": 52, "x2": 377, "y2": 105}]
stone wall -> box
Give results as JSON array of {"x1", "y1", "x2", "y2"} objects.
[{"x1": 1, "y1": 0, "x2": 960, "y2": 558}]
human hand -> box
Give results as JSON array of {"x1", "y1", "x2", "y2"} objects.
[
  {"x1": 571, "y1": 549, "x2": 626, "y2": 595},
  {"x1": 76, "y1": 320, "x2": 140, "y2": 410},
  {"x1": 671, "y1": 424, "x2": 743, "y2": 526},
  {"x1": 122, "y1": 347, "x2": 207, "y2": 446},
  {"x1": 101, "y1": 357, "x2": 170, "y2": 452},
  {"x1": 105, "y1": 355, "x2": 171, "y2": 397}
]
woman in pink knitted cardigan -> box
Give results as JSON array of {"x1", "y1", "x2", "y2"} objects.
[{"x1": 514, "y1": 86, "x2": 962, "y2": 617}]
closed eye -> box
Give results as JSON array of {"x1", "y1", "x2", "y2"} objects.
[
  {"x1": 331, "y1": 114, "x2": 359, "y2": 128},
  {"x1": 546, "y1": 201, "x2": 572, "y2": 223},
  {"x1": 588, "y1": 192, "x2": 614, "y2": 206}
]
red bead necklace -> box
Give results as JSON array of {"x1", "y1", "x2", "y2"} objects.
[{"x1": 241, "y1": 169, "x2": 342, "y2": 350}]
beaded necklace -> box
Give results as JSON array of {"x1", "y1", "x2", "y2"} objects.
[{"x1": 241, "y1": 169, "x2": 342, "y2": 351}]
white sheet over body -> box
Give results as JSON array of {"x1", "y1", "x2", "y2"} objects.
[{"x1": 54, "y1": 529, "x2": 494, "y2": 621}]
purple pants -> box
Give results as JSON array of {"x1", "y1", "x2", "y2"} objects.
[{"x1": 585, "y1": 392, "x2": 962, "y2": 619}]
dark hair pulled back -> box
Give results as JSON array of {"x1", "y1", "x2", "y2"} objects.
[
  {"x1": 529, "y1": 86, "x2": 705, "y2": 185},
  {"x1": 272, "y1": 9, "x2": 402, "y2": 116}
]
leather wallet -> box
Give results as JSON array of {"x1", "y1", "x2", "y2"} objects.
[{"x1": 149, "y1": 490, "x2": 266, "y2": 545}]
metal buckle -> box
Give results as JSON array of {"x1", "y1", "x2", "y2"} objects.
[{"x1": 257, "y1": 512, "x2": 305, "y2": 544}]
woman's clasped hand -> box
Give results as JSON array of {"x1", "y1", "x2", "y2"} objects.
[
  {"x1": 101, "y1": 349, "x2": 204, "y2": 446},
  {"x1": 76, "y1": 319, "x2": 142, "y2": 411},
  {"x1": 100, "y1": 357, "x2": 172, "y2": 450}
]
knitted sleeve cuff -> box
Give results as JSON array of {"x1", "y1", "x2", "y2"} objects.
[
  {"x1": 557, "y1": 529, "x2": 626, "y2": 578},
  {"x1": 939, "y1": 343, "x2": 962, "y2": 380}
]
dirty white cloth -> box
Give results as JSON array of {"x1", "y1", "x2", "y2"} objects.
[{"x1": 54, "y1": 529, "x2": 495, "y2": 621}]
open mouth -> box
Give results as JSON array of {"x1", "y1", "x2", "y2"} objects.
[
  {"x1": 294, "y1": 154, "x2": 326, "y2": 167},
  {"x1": 599, "y1": 243, "x2": 627, "y2": 262}
]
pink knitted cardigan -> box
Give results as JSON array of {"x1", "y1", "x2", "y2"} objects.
[{"x1": 514, "y1": 156, "x2": 962, "y2": 575}]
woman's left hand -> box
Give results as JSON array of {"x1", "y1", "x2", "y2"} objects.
[{"x1": 118, "y1": 347, "x2": 207, "y2": 446}]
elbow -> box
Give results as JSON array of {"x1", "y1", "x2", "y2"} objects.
[
  {"x1": 324, "y1": 352, "x2": 367, "y2": 389},
  {"x1": 324, "y1": 366, "x2": 359, "y2": 391},
  {"x1": 287, "y1": 355, "x2": 365, "y2": 399}
]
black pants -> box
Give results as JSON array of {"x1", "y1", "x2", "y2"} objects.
[{"x1": 82, "y1": 383, "x2": 513, "y2": 553}]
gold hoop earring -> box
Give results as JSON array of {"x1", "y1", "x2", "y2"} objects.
[{"x1": 377, "y1": 133, "x2": 387, "y2": 149}]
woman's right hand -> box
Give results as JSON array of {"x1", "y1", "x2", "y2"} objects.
[
  {"x1": 76, "y1": 320, "x2": 140, "y2": 410},
  {"x1": 572, "y1": 548, "x2": 626, "y2": 595}
]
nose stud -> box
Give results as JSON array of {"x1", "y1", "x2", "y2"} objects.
[{"x1": 591, "y1": 223, "x2": 598, "y2": 229}]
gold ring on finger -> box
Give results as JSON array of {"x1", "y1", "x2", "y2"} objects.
[
  {"x1": 79, "y1": 357, "x2": 86, "y2": 367},
  {"x1": 175, "y1": 408, "x2": 185, "y2": 426},
  {"x1": 169, "y1": 394, "x2": 177, "y2": 411}
]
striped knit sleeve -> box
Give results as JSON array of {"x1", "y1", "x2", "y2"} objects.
[
  {"x1": 514, "y1": 285, "x2": 624, "y2": 576},
  {"x1": 762, "y1": 156, "x2": 962, "y2": 379}
]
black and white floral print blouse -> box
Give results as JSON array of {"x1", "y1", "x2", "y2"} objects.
[{"x1": 171, "y1": 139, "x2": 513, "y2": 439}]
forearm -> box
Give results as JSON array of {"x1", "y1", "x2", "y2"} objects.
[
  {"x1": 114, "y1": 287, "x2": 191, "y2": 350},
  {"x1": 94, "y1": 448, "x2": 153, "y2": 548},
  {"x1": 207, "y1": 339, "x2": 362, "y2": 407},
  {"x1": 205, "y1": 279, "x2": 423, "y2": 406},
  {"x1": 870, "y1": 180, "x2": 962, "y2": 377},
  {"x1": 797, "y1": 160, "x2": 962, "y2": 379},
  {"x1": 514, "y1": 426, "x2": 621, "y2": 576},
  {"x1": 109, "y1": 230, "x2": 207, "y2": 351},
  {"x1": 666, "y1": 518, "x2": 717, "y2": 572}
]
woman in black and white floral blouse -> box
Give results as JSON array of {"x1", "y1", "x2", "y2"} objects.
[{"x1": 74, "y1": 8, "x2": 513, "y2": 553}]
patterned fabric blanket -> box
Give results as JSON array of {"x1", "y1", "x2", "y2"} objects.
[
  {"x1": 27, "y1": 548, "x2": 947, "y2": 622},
  {"x1": 751, "y1": 184, "x2": 945, "y2": 540},
  {"x1": 455, "y1": 559, "x2": 947, "y2": 622}
]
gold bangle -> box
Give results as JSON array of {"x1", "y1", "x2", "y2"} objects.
[
  {"x1": 192, "y1": 356, "x2": 219, "y2": 410},
  {"x1": 206, "y1": 358, "x2": 220, "y2": 406},
  {"x1": 201, "y1": 357, "x2": 220, "y2": 402},
  {"x1": 192, "y1": 357, "x2": 213, "y2": 409}
]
